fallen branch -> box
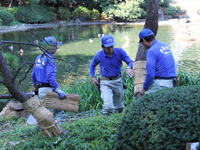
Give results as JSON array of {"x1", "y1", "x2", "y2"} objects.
[{"x1": 0, "y1": 92, "x2": 35, "y2": 99}]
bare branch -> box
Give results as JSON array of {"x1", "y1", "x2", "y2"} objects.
[
  {"x1": 27, "y1": 30, "x2": 42, "y2": 42},
  {"x1": 26, "y1": 32, "x2": 31, "y2": 43},
  {"x1": 17, "y1": 63, "x2": 34, "y2": 86},
  {"x1": 0, "y1": 79, "x2": 4, "y2": 84},
  {"x1": 0, "y1": 40, "x2": 48, "y2": 52},
  {"x1": 13, "y1": 62, "x2": 33, "y2": 80},
  {"x1": 1, "y1": 39, "x2": 77, "y2": 65},
  {"x1": 0, "y1": 92, "x2": 35, "y2": 99},
  {"x1": 12, "y1": 62, "x2": 34, "y2": 86},
  {"x1": 38, "y1": 47, "x2": 77, "y2": 65},
  {"x1": 54, "y1": 57, "x2": 77, "y2": 64}
]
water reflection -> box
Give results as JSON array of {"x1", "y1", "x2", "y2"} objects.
[{"x1": 0, "y1": 23, "x2": 200, "y2": 95}]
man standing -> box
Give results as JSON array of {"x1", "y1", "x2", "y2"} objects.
[
  {"x1": 90, "y1": 34, "x2": 134, "y2": 116},
  {"x1": 139, "y1": 29, "x2": 176, "y2": 96},
  {"x1": 27, "y1": 37, "x2": 68, "y2": 133}
]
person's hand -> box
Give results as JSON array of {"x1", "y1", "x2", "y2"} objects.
[
  {"x1": 91, "y1": 77, "x2": 99, "y2": 87},
  {"x1": 126, "y1": 68, "x2": 135, "y2": 78},
  {"x1": 55, "y1": 87, "x2": 66, "y2": 99},
  {"x1": 139, "y1": 88, "x2": 146, "y2": 96}
]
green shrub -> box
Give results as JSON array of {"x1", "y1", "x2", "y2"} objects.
[
  {"x1": 0, "y1": 111, "x2": 122, "y2": 149},
  {"x1": 7, "y1": 7, "x2": 18, "y2": 18},
  {"x1": 101, "y1": 12, "x2": 108, "y2": 19},
  {"x1": 46, "y1": 6, "x2": 56, "y2": 12},
  {"x1": 49, "y1": 11, "x2": 57, "y2": 21},
  {"x1": 164, "y1": 4, "x2": 183, "y2": 17},
  {"x1": 8, "y1": 21, "x2": 22, "y2": 26},
  {"x1": 71, "y1": 6, "x2": 91, "y2": 19},
  {"x1": 115, "y1": 85, "x2": 200, "y2": 150},
  {"x1": 45, "y1": 6, "x2": 57, "y2": 21},
  {"x1": 0, "y1": 9, "x2": 15, "y2": 25},
  {"x1": 0, "y1": 19, "x2": 2, "y2": 25},
  {"x1": 102, "y1": 0, "x2": 146, "y2": 20},
  {"x1": 91, "y1": 9, "x2": 100, "y2": 20},
  {"x1": 57, "y1": 7, "x2": 71, "y2": 20},
  {"x1": 16, "y1": 4, "x2": 50, "y2": 23}
]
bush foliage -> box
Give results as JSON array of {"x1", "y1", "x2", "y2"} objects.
[
  {"x1": 0, "y1": 9, "x2": 15, "y2": 25},
  {"x1": 57, "y1": 7, "x2": 71, "y2": 20},
  {"x1": 71, "y1": 6, "x2": 91, "y2": 20},
  {"x1": 0, "y1": 111, "x2": 122, "y2": 149},
  {"x1": 91, "y1": 9, "x2": 100, "y2": 20},
  {"x1": 16, "y1": 4, "x2": 50, "y2": 23},
  {"x1": 45, "y1": 6, "x2": 57, "y2": 21},
  {"x1": 7, "y1": 7, "x2": 18, "y2": 18},
  {"x1": 164, "y1": 4, "x2": 183, "y2": 17},
  {"x1": 115, "y1": 85, "x2": 200, "y2": 150},
  {"x1": 102, "y1": 0, "x2": 146, "y2": 19}
]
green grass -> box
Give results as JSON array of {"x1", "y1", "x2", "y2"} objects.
[
  {"x1": 177, "y1": 70, "x2": 200, "y2": 86},
  {"x1": 60, "y1": 67, "x2": 136, "y2": 112}
]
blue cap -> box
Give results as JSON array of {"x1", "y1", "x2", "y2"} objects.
[
  {"x1": 101, "y1": 35, "x2": 116, "y2": 47},
  {"x1": 139, "y1": 29, "x2": 154, "y2": 43},
  {"x1": 43, "y1": 36, "x2": 62, "y2": 46}
]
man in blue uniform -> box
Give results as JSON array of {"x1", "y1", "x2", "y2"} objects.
[
  {"x1": 27, "y1": 37, "x2": 68, "y2": 132},
  {"x1": 138, "y1": 29, "x2": 176, "y2": 96},
  {"x1": 90, "y1": 34, "x2": 134, "y2": 116}
]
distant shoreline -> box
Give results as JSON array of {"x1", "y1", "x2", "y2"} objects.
[{"x1": 0, "y1": 19, "x2": 199, "y2": 34}]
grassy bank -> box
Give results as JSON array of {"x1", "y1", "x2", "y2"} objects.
[{"x1": 1, "y1": 69, "x2": 200, "y2": 149}]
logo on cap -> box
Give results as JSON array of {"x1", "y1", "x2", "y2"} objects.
[{"x1": 106, "y1": 38, "x2": 113, "y2": 43}]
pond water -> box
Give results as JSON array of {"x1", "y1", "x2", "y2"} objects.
[{"x1": 0, "y1": 23, "x2": 200, "y2": 96}]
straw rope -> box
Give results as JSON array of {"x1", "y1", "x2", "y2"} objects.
[
  {"x1": 43, "y1": 91, "x2": 80, "y2": 112},
  {"x1": 133, "y1": 61, "x2": 146, "y2": 95},
  {"x1": 22, "y1": 96, "x2": 64, "y2": 137}
]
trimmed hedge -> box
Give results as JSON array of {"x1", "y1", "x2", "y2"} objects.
[
  {"x1": 57, "y1": 7, "x2": 71, "y2": 20},
  {"x1": 0, "y1": 9, "x2": 15, "y2": 25},
  {"x1": 0, "y1": 111, "x2": 122, "y2": 149},
  {"x1": 16, "y1": 4, "x2": 50, "y2": 23},
  {"x1": 91, "y1": 9, "x2": 100, "y2": 20},
  {"x1": 71, "y1": 6, "x2": 91, "y2": 20},
  {"x1": 115, "y1": 85, "x2": 200, "y2": 150}
]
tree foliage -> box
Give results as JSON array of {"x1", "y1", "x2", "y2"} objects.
[
  {"x1": 102, "y1": 0, "x2": 146, "y2": 19},
  {"x1": 16, "y1": 4, "x2": 50, "y2": 23},
  {"x1": 159, "y1": 0, "x2": 169, "y2": 8},
  {"x1": 164, "y1": 4, "x2": 183, "y2": 17}
]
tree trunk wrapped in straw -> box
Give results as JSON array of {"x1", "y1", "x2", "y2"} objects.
[
  {"x1": 43, "y1": 91, "x2": 80, "y2": 112},
  {"x1": 133, "y1": 61, "x2": 146, "y2": 96},
  {"x1": 22, "y1": 95, "x2": 65, "y2": 137}
]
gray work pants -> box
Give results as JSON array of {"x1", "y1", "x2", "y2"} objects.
[
  {"x1": 100, "y1": 77, "x2": 124, "y2": 115},
  {"x1": 145, "y1": 79, "x2": 173, "y2": 95}
]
